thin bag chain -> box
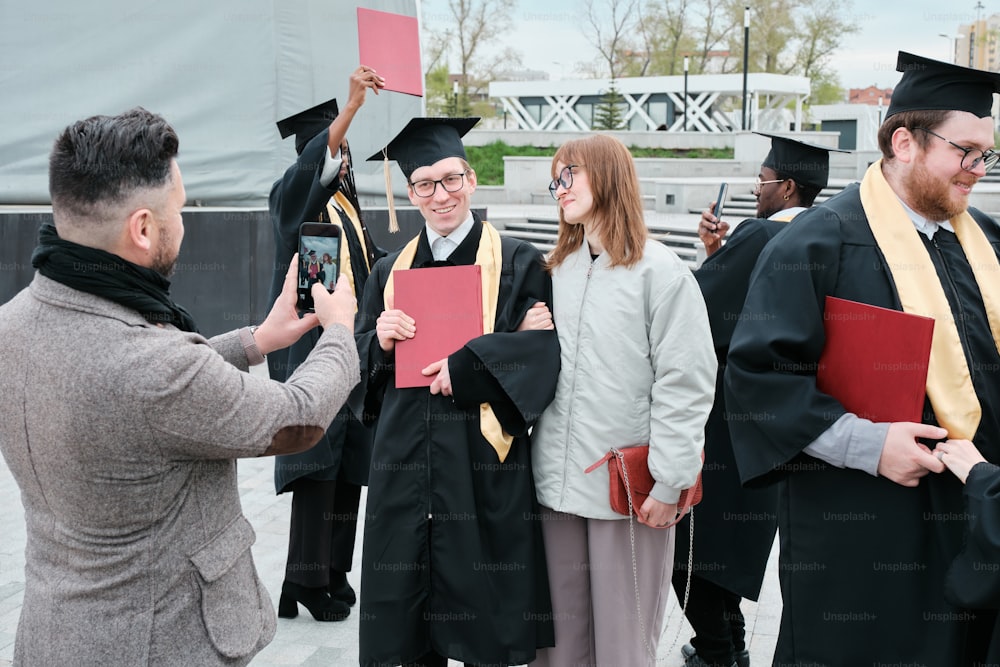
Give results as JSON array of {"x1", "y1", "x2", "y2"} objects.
[{"x1": 616, "y1": 447, "x2": 696, "y2": 663}]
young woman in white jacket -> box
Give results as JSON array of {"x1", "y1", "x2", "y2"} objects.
[{"x1": 529, "y1": 134, "x2": 717, "y2": 667}]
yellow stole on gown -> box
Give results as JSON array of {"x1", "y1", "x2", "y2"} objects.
[
  {"x1": 382, "y1": 221, "x2": 514, "y2": 462},
  {"x1": 860, "y1": 160, "x2": 1000, "y2": 438}
]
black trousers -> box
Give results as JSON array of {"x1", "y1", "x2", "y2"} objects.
[
  {"x1": 284, "y1": 476, "x2": 362, "y2": 587},
  {"x1": 671, "y1": 571, "x2": 745, "y2": 667}
]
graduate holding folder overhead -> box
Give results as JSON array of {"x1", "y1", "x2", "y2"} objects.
[
  {"x1": 350, "y1": 117, "x2": 559, "y2": 667},
  {"x1": 725, "y1": 52, "x2": 1000, "y2": 666}
]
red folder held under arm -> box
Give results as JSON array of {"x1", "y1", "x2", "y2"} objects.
[
  {"x1": 394, "y1": 265, "x2": 484, "y2": 388},
  {"x1": 816, "y1": 296, "x2": 934, "y2": 423}
]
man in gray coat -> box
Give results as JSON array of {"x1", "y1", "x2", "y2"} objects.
[{"x1": 0, "y1": 108, "x2": 359, "y2": 666}]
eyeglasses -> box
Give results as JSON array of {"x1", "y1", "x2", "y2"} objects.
[
  {"x1": 409, "y1": 171, "x2": 469, "y2": 198},
  {"x1": 914, "y1": 127, "x2": 1000, "y2": 174},
  {"x1": 549, "y1": 164, "x2": 582, "y2": 200},
  {"x1": 753, "y1": 177, "x2": 786, "y2": 195}
]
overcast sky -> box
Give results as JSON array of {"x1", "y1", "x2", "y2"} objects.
[{"x1": 420, "y1": 0, "x2": 991, "y2": 90}]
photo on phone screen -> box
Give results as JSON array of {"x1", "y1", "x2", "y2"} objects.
[
  {"x1": 297, "y1": 222, "x2": 341, "y2": 312},
  {"x1": 713, "y1": 182, "x2": 729, "y2": 219}
]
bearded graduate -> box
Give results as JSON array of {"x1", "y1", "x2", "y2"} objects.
[
  {"x1": 349, "y1": 117, "x2": 559, "y2": 667},
  {"x1": 724, "y1": 52, "x2": 1000, "y2": 666}
]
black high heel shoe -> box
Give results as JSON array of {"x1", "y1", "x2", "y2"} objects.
[
  {"x1": 329, "y1": 570, "x2": 357, "y2": 606},
  {"x1": 278, "y1": 581, "x2": 350, "y2": 622}
]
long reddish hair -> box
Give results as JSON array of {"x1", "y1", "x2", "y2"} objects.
[{"x1": 546, "y1": 134, "x2": 647, "y2": 270}]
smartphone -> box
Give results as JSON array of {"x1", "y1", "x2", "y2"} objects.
[
  {"x1": 297, "y1": 222, "x2": 341, "y2": 312},
  {"x1": 712, "y1": 182, "x2": 729, "y2": 219}
]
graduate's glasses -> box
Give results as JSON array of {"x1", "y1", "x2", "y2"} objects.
[
  {"x1": 914, "y1": 127, "x2": 1000, "y2": 174},
  {"x1": 409, "y1": 171, "x2": 470, "y2": 198},
  {"x1": 752, "y1": 177, "x2": 786, "y2": 195},
  {"x1": 549, "y1": 164, "x2": 582, "y2": 200}
]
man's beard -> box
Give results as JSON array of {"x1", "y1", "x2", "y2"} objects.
[
  {"x1": 151, "y1": 231, "x2": 178, "y2": 278},
  {"x1": 904, "y1": 158, "x2": 975, "y2": 222}
]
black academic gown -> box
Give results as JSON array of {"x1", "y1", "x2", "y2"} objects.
[
  {"x1": 350, "y1": 216, "x2": 559, "y2": 667},
  {"x1": 724, "y1": 182, "x2": 1000, "y2": 666},
  {"x1": 268, "y1": 129, "x2": 383, "y2": 492},
  {"x1": 946, "y1": 462, "x2": 1000, "y2": 664},
  {"x1": 673, "y1": 218, "x2": 784, "y2": 601}
]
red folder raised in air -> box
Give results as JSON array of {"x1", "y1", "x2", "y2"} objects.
[
  {"x1": 357, "y1": 8, "x2": 424, "y2": 97},
  {"x1": 394, "y1": 265, "x2": 484, "y2": 388},
  {"x1": 816, "y1": 296, "x2": 934, "y2": 423}
]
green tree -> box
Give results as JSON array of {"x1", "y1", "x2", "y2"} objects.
[
  {"x1": 593, "y1": 82, "x2": 627, "y2": 129},
  {"x1": 423, "y1": 64, "x2": 454, "y2": 117},
  {"x1": 583, "y1": 0, "x2": 640, "y2": 79},
  {"x1": 421, "y1": 0, "x2": 522, "y2": 112}
]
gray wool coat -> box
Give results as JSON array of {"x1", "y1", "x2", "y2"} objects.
[{"x1": 0, "y1": 274, "x2": 359, "y2": 666}]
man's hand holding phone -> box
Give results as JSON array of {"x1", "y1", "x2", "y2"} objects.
[
  {"x1": 698, "y1": 182, "x2": 730, "y2": 258},
  {"x1": 313, "y1": 274, "x2": 356, "y2": 333}
]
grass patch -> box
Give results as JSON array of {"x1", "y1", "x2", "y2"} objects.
[{"x1": 466, "y1": 141, "x2": 734, "y2": 185}]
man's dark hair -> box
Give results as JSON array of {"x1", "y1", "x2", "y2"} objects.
[
  {"x1": 876, "y1": 109, "x2": 952, "y2": 161},
  {"x1": 49, "y1": 107, "x2": 179, "y2": 221},
  {"x1": 791, "y1": 180, "x2": 822, "y2": 208}
]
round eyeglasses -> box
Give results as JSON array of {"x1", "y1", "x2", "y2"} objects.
[
  {"x1": 549, "y1": 164, "x2": 582, "y2": 200},
  {"x1": 752, "y1": 177, "x2": 786, "y2": 195},
  {"x1": 914, "y1": 127, "x2": 1000, "y2": 174},
  {"x1": 409, "y1": 171, "x2": 469, "y2": 198}
]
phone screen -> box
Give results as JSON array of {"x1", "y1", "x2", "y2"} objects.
[
  {"x1": 713, "y1": 183, "x2": 729, "y2": 219},
  {"x1": 297, "y1": 222, "x2": 341, "y2": 311}
]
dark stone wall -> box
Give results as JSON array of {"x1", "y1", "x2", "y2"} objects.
[{"x1": 0, "y1": 206, "x2": 484, "y2": 338}]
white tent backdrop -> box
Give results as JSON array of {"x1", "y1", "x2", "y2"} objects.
[{"x1": 0, "y1": 0, "x2": 422, "y2": 205}]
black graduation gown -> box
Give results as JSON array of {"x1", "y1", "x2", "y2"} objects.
[
  {"x1": 673, "y1": 218, "x2": 783, "y2": 601},
  {"x1": 268, "y1": 129, "x2": 384, "y2": 492},
  {"x1": 946, "y1": 462, "x2": 1000, "y2": 664},
  {"x1": 724, "y1": 182, "x2": 1000, "y2": 666},
  {"x1": 350, "y1": 217, "x2": 559, "y2": 667}
]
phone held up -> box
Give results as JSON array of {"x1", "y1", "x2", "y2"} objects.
[
  {"x1": 297, "y1": 222, "x2": 341, "y2": 312},
  {"x1": 712, "y1": 182, "x2": 729, "y2": 220}
]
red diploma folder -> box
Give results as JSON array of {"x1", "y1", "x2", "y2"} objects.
[
  {"x1": 394, "y1": 265, "x2": 484, "y2": 388},
  {"x1": 816, "y1": 296, "x2": 934, "y2": 423},
  {"x1": 357, "y1": 8, "x2": 424, "y2": 97}
]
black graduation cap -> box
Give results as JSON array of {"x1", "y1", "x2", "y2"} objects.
[
  {"x1": 887, "y1": 51, "x2": 1000, "y2": 119},
  {"x1": 367, "y1": 117, "x2": 479, "y2": 179},
  {"x1": 755, "y1": 132, "x2": 848, "y2": 190},
  {"x1": 276, "y1": 98, "x2": 339, "y2": 155}
]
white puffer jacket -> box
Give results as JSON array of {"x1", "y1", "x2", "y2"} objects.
[{"x1": 532, "y1": 240, "x2": 717, "y2": 520}]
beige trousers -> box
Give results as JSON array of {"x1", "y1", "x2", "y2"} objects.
[{"x1": 531, "y1": 506, "x2": 675, "y2": 667}]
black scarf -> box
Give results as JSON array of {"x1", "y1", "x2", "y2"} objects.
[{"x1": 31, "y1": 223, "x2": 199, "y2": 332}]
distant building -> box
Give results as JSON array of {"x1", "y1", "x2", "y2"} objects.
[
  {"x1": 493, "y1": 69, "x2": 550, "y2": 82},
  {"x1": 488, "y1": 72, "x2": 810, "y2": 132},
  {"x1": 955, "y1": 13, "x2": 1000, "y2": 70},
  {"x1": 848, "y1": 86, "x2": 893, "y2": 106}
]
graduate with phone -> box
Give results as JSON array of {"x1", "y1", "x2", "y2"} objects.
[{"x1": 676, "y1": 133, "x2": 847, "y2": 667}]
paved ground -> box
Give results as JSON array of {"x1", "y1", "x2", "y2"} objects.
[{"x1": 0, "y1": 430, "x2": 780, "y2": 667}]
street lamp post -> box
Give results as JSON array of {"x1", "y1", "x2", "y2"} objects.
[
  {"x1": 939, "y1": 34, "x2": 956, "y2": 62},
  {"x1": 452, "y1": 79, "x2": 459, "y2": 116},
  {"x1": 742, "y1": 6, "x2": 750, "y2": 131},
  {"x1": 683, "y1": 56, "x2": 689, "y2": 132}
]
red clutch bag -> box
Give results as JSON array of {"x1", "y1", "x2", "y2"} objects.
[{"x1": 585, "y1": 445, "x2": 703, "y2": 528}]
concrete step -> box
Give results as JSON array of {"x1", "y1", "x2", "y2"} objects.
[
  {"x1": 529, "y1": 191, "x2": 657, "y2": 207},
  {"x1": 498, "y1": 214, "x2": 701, "y2": 268}
]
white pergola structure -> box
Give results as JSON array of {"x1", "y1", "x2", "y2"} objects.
[{"x1": 489, "y1": 73, "x2": 811, "y2": 133}]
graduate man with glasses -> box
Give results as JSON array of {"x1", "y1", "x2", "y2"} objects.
[
  {"x1": 724, "y1": 51, "x2": 1000, "y2": 666},
  {"x1": 351, "y1": 117, "x2": 559, "y2": 667}
]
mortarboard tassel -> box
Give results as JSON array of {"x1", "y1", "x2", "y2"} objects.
[{"x1": 383, "y1": 149, "x2": 399, "y2": 234}]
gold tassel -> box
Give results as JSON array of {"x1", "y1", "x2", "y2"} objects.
[{"x1": 383, "y1": 150, "x2": 399, "y2": 234}]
